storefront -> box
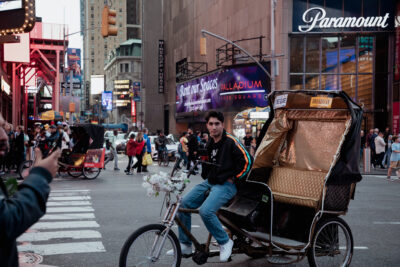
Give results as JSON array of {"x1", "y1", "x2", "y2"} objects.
[
  {"x1": 290, "y1": 0, "x2": 399, "y2": 132},
  {"x1": 175, "y1": 63, "x2": 270, "y2": 138}
]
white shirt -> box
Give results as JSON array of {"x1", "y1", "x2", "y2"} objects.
[
  {"x1": 61, "y1": 131, "x2": 70, "y2": 150},
  {"x1": 375, "y1": 136, "x2": 386, "y2": 154}
]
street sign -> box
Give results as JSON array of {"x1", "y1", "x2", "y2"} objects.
[{"x1": 61, "y1": 82, "x2": 81, "y2": 89}]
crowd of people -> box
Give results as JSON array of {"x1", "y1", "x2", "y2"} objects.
[
  {"x1": 0, "y1": 121, "x2": 71, "y2": 178},
  {"x1": 361, "y1": 127, "x2": 400, "y2": 180}
]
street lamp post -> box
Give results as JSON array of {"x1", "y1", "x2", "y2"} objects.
[{"x1": 200, "y1": 29, "x2": 273, "y2": 90}]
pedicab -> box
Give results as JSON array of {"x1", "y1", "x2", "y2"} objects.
[
  {"x1": 119, "y1": 90, "x2": 363, "y2": 267},
  {"x1": 58, "y1": 123, "x2": 106, "y2": 179}
]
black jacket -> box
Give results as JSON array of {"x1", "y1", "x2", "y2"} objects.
[
  {"x1": 0, "y1": 167, "x2": 52, "y2": 267},
  {"x1": 187, "y1": 134, "x2": 198, "y2": 156},
  {"x1": 201, "y1": 130, "x2": 252, "y2": 185}
]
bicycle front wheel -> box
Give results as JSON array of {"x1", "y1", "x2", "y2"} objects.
[{"x1": 119, "y1": 224, "x2": 181, "y2": 267}]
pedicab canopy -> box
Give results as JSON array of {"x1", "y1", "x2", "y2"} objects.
[
  {"x1": 70, "y1": 124, "x2": 104, "y2": 149},
  {"x1": 254, "y1": 90, "x2": 363, "y2": 186}
]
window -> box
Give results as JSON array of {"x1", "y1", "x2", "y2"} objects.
[{"x1": 125, "y1": 63, "x2": 129, "y2": 73}]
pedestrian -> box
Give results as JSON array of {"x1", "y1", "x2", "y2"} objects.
[
  {"x1": 374, "y1": 131, "x2": 386, "y2": 169},
  {"x1": 366, "y1": 128, "x2": 374, "y2": 148},
  {"x1": 142, "y1": 128, "x2": 151, "y2": 172},
  {"x1": 186, "y1": 128, "x2": 198, "y2": 172},
  {"x1": 155, "y1": 131, "x2": 167, "y2": 162},
  {"x1": 243, "y1": 132, "x2": 253, "y2": 153},
  {"x1": 360, "y1": 130, "x2": 366, "y2": 159},
  {"x1": 370, "y1": 128, "x2": 378, "y2": 167},
  {"x1": 131, "y1": 132, "x2": 145, "y2": 173},
  {"x1": 109, "y1": 130, "x2": 120, "y2": 171},
  {"x1": 167, "y1": 111, "x2": 252, "y2": 262},
  {"x1": 58, "y1": 125, "x2": 70, "y2": 151},
  {"x1": 202, "y1": 133, "x2": 209, "y2": 146},
  {"x1": 14, "y1": 126, "x2": 26, "y2": 174},
  {"x1": 4, "y1": 123, "x2": 14, "y2": 172},
  {"x1": 125, "y1": 134, "x2": 137, "y2": 175},
  {"x1": 250, "y1": 138, "x2": 257, "y2": 157},
  {"x1": 383, "y1": 135, "x2": 393, "y2": 168},
  {"x1": 196, "y1": 131, "x2": 201, "y2": 143},
  {"x1": 0, "y1": 113, "x2": 61, "y2": 266},
  {"x1": 179, "y1": 132, "x2": 189, "y2": 167},
  {"x1": 387, "y1": 135, "x2": 400, "y2": 180}
]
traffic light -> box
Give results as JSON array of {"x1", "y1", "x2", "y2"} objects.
[{"x1": 101, "y1": 5, "x2": 118, "y2": 37}]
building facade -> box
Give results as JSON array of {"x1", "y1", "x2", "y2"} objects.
[
  {"x1": 82, "y1": 0, "x2": 142, "y2": 109},
  {"x1": 104, "y1": 39, "x2": 143, "y2": 126},
  {"x1": 157, "y1": 0, "x2": 400, "y2": 137}
]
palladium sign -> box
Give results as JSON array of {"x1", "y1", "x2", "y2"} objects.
[{"x1": 299, "y1": 7, "x2": 390, "y2": 32}]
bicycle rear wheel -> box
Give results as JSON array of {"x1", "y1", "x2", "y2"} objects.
[{"x1": 119, "y1": 224, "x2": 181, "y2": 267}]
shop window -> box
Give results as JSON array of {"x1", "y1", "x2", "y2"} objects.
[
  {"x1": 339, "y1": 75, "x2": 357, "y2": 100},
  {"x1": 305, "y1": 74, "x2": 320, "y2": 90},
  {"x1": 322, "y1": 37, "x2": 339, "y2": 74},
  {"x1": 305, "y1": 36, "x2": 320, "y2": 73},
  {"x1": 290, "y1": 36, "x2": 304, "y2": 73},
  {"x1": 340, "y1": 35, "x2": 356, "y2": 74},
  {"x1": 358, "y1": 36, "x2": 373, "y2": 73},
  {"x1": 321, "y1": 74, "x2": 338, "y2": 90},
  {"x1": 290, "y1": 75, "x2": 303, "y2": 90},
  {"x1": 358, "y1": 74, "x2": 373, "y2": 109}
]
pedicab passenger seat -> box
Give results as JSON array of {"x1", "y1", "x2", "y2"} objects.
[{"x1": 253, "y1": 97, "x2": 352, "y2": 210}]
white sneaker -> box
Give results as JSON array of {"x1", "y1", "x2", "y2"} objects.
[
  {"x1": 219, "y1": 239, "x2": 233, "y2": 262},
  {"x1": 166, "y1": 243, "x2": 192, "y2": 256}
]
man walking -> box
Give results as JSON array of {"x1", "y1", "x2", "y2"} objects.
[
  {"x1": 168, "y1": 111, "x2": 252, "y2": 262},
  {"x1": 142, "y1": 128, "x2": 151, "y2": 172},
  {"x1": 186, "y1": 128, "x2": 198, "y2": 172},
  {"x1": 375, "y1": 131, "x2": 386, "y2": 169},
  {"x1": 109, "y1": 130, "x2": 120, "y2": 171}
]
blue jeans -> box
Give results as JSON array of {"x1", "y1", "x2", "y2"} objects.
[{"x1": 178, "y1": 179, "x2": 237, "y2": 246}]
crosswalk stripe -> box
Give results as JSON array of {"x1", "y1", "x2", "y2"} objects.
[
  {"x1": 50, "y1": 192, "x2": 90, "y2": 197},
  {"x1": 31, "y1": 221, "x2": 99, "y2": 230},
  {"x1": 51, "y1": 190, "x2": 90, "y2": 192},
  {"x1": 41, "y1": 213, "x2": 95, "y2": 220},
  {"x1": 47, "y1": 201, "x2": 91, "y2": 206},
  {"x1": 18, "y1": 230, "x2": 102, "y2": 242},
  {"x1": 49, "y1": 196, "x2": 91, "y2": 201},
  {"x1": 46, "y1": 207, "x2": 94, "y2": 213},
  {"x1": 18, "y1": 241, "x2": 106, "y2": 255}
]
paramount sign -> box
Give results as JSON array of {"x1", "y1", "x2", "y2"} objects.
[{"x1": 298, "y1": 7, "x2": 390, "y2": 32}]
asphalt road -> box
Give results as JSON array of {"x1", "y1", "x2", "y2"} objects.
[{"x1": 18, "y1": 155, "x2": 400, "y2": 267}]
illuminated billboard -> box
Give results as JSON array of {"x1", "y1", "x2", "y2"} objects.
[{"x1": 102, "y1": 91, "x2": 113, "y2": 111}]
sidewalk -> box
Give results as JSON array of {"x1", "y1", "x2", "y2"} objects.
[{"x1": 360, "y1": 164, "x2": 391, "y2": 176}]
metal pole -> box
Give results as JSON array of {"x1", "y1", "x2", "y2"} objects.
[
  {"x1": 69, "y1": 69, "x2": 73, "y2": 125},
  {"x1": 270, "y1": 0, "x2": 276, "y2": 92},
  {"x1": 201, "y1": 29, "x2": 271, "y2": 79}
]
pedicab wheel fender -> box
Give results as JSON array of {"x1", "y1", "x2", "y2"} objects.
[
  {"x1": 307, "y1": 217, "x2": 353, "y2": 267},
  {"x1": 119, "y1": 224, "x2": 182, "y2": 267},
  {"x1": 83, "y1": 167, "x2": 101, "y2": 180}
]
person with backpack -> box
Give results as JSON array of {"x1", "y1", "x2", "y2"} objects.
[{"x1": 167, "y1": 111, "x2": 252, "y2": 262}]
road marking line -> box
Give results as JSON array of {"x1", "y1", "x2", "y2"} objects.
[
  {"x1": 49, "y1": 196, "x2": 91, "y2": 201},
  {"x1": 340, "y1": 246, "x2": 368, "y2": 250},
  {"x1": 47, "y1": 201, "x2": 91, "y2": 206},
  {"x1": 373, "y1": 221, "x2": 400, "y2": 225},
  {"x1": 18, "y1": 230, "x2": 102, "y2": 242},
  {"x1": 50, "y1": 192, "x2": 90, "y2": 197},
  {"x1": 51, "y1": 190, "x2": 90, "y2": 193},
  {"x1": 18, "y1": 241, "x2": 106, "y2": 255},
  {"x1": 46, "y1": 207, "x2": 94, "y2": 213},
  {"x1": 31, "y1": 221, "x2": 100, "y2": 230},
  {"x1": 41, "y1": 213, "x2": 95, "y2": 220}
]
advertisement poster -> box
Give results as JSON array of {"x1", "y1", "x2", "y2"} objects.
[
  {"x1": 102, "y1": 91, "x2": 113, "y2": 111},
  {"x1": 176, "y1": 63, "x2": 269, "y2": 113},
  {"x1": 84, "y1": 148, "x2": 105, "y2": 168},
  {"x1": 66, "y1": 48, "x2": 82, "y2": 83},
  {"x1": 393, "y1": 102, "x2": 400, "y2": 135}
]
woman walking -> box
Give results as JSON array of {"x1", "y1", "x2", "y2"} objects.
[
  {"x1": 131, "y1": 132, "x2": 145, "y2": 173},
  {"x1": 387, "y1": 135, "x2": 400, "y2": 180},
  {"x1": 125, "y1": 134, "x2": 137, "y2": 175}
]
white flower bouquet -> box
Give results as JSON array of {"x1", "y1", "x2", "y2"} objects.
[{"x1": 142, "y1": 171, "x2": 190, "y2": 197}]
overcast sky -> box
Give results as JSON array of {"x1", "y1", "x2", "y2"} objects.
[{"x1": 36, "y1": 0, "x2": 82, "y2": 50}]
